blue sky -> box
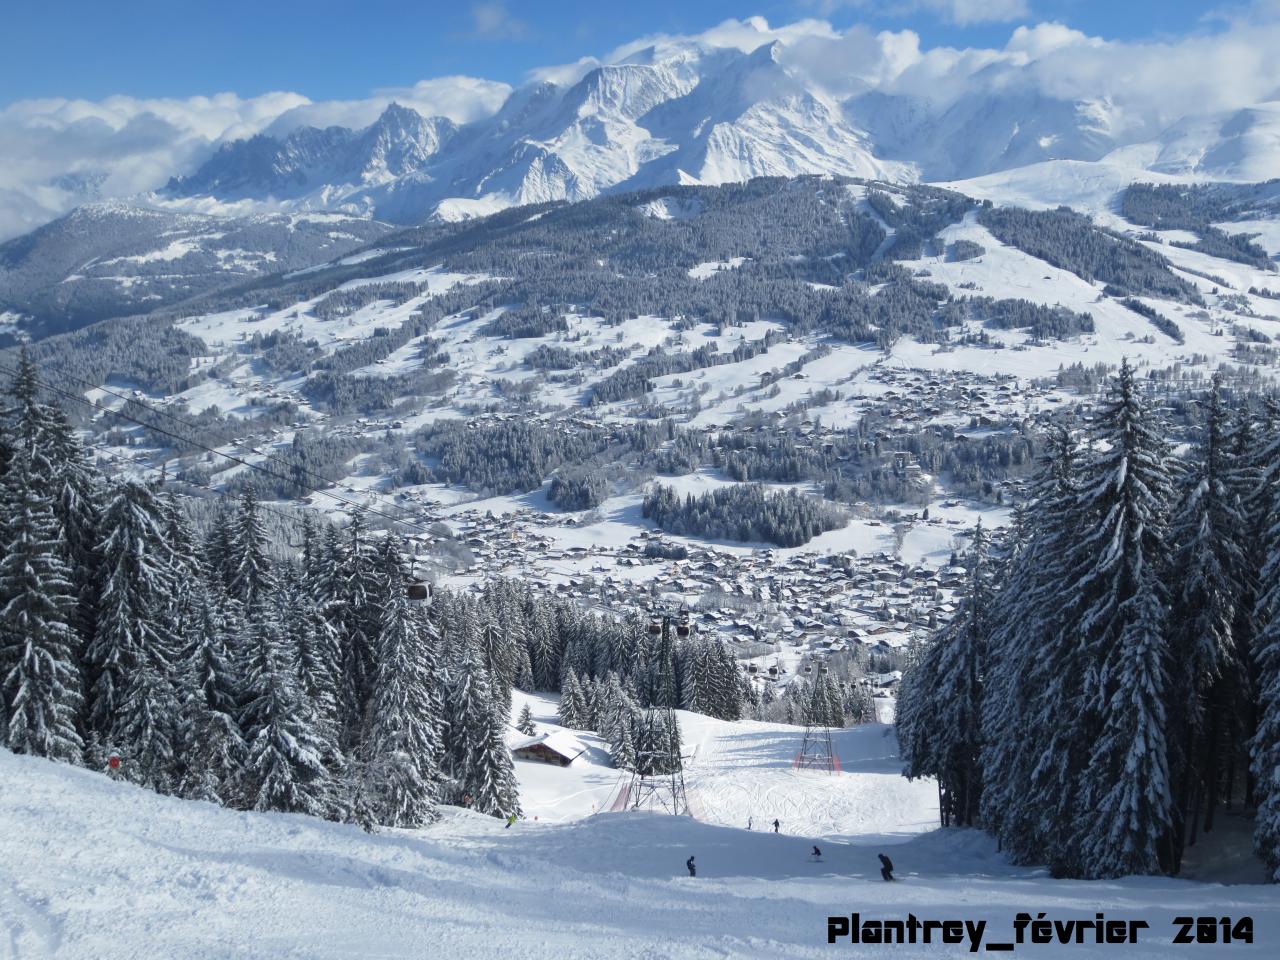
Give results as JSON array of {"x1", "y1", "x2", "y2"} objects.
[{"x1": 0, "y1": 0, "x2": 1244, "y2": 105}]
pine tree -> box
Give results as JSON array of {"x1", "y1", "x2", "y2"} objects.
[
  {"x1": 332, "y1": 514, "x2": 384, "y2": 742},
  {"x1": 289, "y1": 588, "x2": 345, "y2": 779},
  {"x1": 1253, "y1": 585, "x2": 1280, "y2": 881},
  {"x1": 228, "y1": 489, "x2": 274, "y2": 612},
  {"x1": 898, "y1": 522, "x2": 992, "y2": 827},
  {"x1": 516, "y1": 703, "x2": 536, "y2": 736},
  {"x1": 450, "y1": 649, "x2": 520, "y2": 818},
  {"x1": 176, "y1": 587, "x2": 245, "y2": 804},
  {"x1": 981, "y1": 426, "x2": 1084, "y2": 864},
  {"x1": 360, "y1": 584, "x2": 444, "y2": 827},
  {"x1": 527, "y1": 602, "x2": 560, "y2": 691},
  {"x1": 88, "y1": 480, "x2": 181, "y2": 746},
  {"x1": 43, "y1": 407, "x2": 101, "y2": 652},
  {"x1": 1168, "y1": 375, "x2": 1251, "y2": 854},
  {"x1": 558, "y1": 670, "x2": 585, "y2": 729},
  {"x1": 1250, "y1": 405, "x2": 1280, "y2": 881},
  {"x1": 0, "y1": 448, "x2": 83, "y2": 762},
  {"x1": 611, "y1": 716, "x2": 637, "y2": 771},
  {"x1": 113, "y1": 651, "x2": 180, "y2": 792},
  {"x1": 1071, "y1": 361, "x2": 1176, "y2": 877},
  {"x1": 241, "y1": 611, "x2": 330, "y2": 816}
]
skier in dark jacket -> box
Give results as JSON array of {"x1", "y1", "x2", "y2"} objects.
[
  {"x1": 686, "y1": 856, "x2": 696, "y2": 877},
  {"x1": 878, "y1": 853, "x2": 894, "y2": 881},
  {"x1": 772, "y1": 819, "x2": 780, "y2": 833},
  {"x1": 812, "y1": 845, "x2": 822, "y2": 858}
]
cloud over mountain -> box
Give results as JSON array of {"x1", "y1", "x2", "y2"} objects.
[{"x1": 2, "y1": 11, "x2": 1279, "y2": 240}]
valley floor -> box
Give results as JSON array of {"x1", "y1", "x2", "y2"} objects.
[{"x1": 2, "y1": 704, "x2": 1274, "y2": 959}]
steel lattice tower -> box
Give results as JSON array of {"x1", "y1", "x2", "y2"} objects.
[
  {"x1": 626, "y1": 612, "x2": 692, "y2": 816},
  {"x1": 795, "y1": 664, "x2": 838, "y2": 773}
]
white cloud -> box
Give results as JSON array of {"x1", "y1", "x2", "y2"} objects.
[
  {"x1": 263, "y1": 77, "x2": 512, "y2": 134},
  {"x1": 923, "y1": 0, "x2": 1029, "y2": 25},
  {"x1": 470, "y1": 2, "x2": 529, "y2": 41},
  {"x1": 808, "y1": 0, "x2": 1029, "y2": 26},
  {"x1": 0, "y1": 91, "x2": 310, "y2": 239},
  {"x1": 0, "y1": 79, "x2": 510, "y2": 241}
]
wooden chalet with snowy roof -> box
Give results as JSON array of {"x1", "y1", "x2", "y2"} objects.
[{"x1": 510, "y1": 731, "x2": 587, "y2": 767}]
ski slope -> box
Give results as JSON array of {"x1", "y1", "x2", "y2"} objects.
[{"x1": 4, "y1": 703, "x2": 1276, "y2": 959}]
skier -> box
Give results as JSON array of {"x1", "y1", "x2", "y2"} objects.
[
  {"x1": 505, "y1": 813, "x2": 517, "y2": 829},
  {"x1": 772, "y1": 818, "x2": 780, "y2": 834},
  {"x1": 686, "y1": 856, "x2": 696, "y2": 877},
  {"x1": 812, "y1": 845, "x2": 822, "y2": 859},
  {"x1": 878, "y1": 853, "x2": 895, "y2": 881},
  {"x1": 747, "y1": 816, "x2": 753, "y2": 831}
]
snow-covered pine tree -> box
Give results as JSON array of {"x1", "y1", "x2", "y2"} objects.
[
  {"x1": 450, "y1": 648, "x2": 520, "y2": 818},
  {"x1": 580, "y1": 675, "x2": 602, "y2": 731},
  {"x1": 516, "y1": 702, "x2": 536, "y2": 737},
  {"x1": 1073, "y1": 360, "x2": 1176, "y2": 878},
  {"x1": 360, "y1": 580, "x2": 444, "y2": 827},
  {"x1": 42, "y1": 407, "x2": 101, "y2": 651},
  {"x1": 897, "y1": 521, "x2": 992, "y2": 827},
  {"x1": 228, "y1": 489, "x2": 274, "y2": 612},
  {"x1": 1250, "y1": 403, "x2": 1280, "y2": 881},
  {"x1": 176, "y1": 586, "x2": 245, "y2": 804},
  {"x1": 558, "y1": 670, "x2": 585, "y2": 729},
  {"x1": 112, "y1": 645, "x2": 180, "y2": 792},
  {"x1": 981, "y1": 425, "x2": 1087, "y2": 866},
  {"x1": 611, "y1": 715, "x2": 637, "y2": 771},
  {"x1": 89, "y1": 480, "x2": 181, "y2": 748},
  {"x1": 289, "y1": 587, "x2": 345, "y2": 777},
  {"x1": 816, "y1": 669, "x2": 845, "y2": 730},
  {"x1": 0, "y1": 447, "x2": 84, "y2": 762},
  {"x1": 241, "y1": 606, "x2": 330, "y2": 816},
  {"x1": 6, "y1": 349, "x2": 59, "y2": 478},
  {"x1": 333, "y1": 514, "x2": 385, "y2": 741},
  {"x1": 526, "y1": 601, "x2": 560, "y2": 691},
  {"x1": 1253, "y1": 562, "x2": 1280, "y2": 880},
  {"x1": 480, "y1": 612, "x2": 515, "y2": 715},
  {"x1": 709, "y1": 640, "x2": 744, "y2": 721},
  {"x1": 1168, "y1": 374, "x2": 1251, "y2": 854},
  {"x1": 203, "y1": 502, "x2": 237, "y2": 593}
]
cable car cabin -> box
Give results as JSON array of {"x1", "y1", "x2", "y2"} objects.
[
  {"x1": 510, "y1": 731, "x2": 587, "y2": 768},
  {"x1": 407, "y1": 579, "x2": 431, "y2": 602}
]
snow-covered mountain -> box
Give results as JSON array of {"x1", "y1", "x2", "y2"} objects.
[
  {"x1": 0, "y1": 202, "x2": 392, "y2": 341},
  {"x1": 165, "y1": 43, "x2": 904, "y2": 223},
  {"x1": 154, "y1": 36, "x2": 1280, "y2": 227}
]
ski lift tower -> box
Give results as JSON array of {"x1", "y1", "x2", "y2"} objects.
[
  {"x1": 626, "y1": 611, "x2": 693, "y2": 816},
  {"x1": 627, "y1": 708, "x2": 692, "y2": 816},
  {"x1": 795, "y1": 663, "x2": 839, "y2": 773}
]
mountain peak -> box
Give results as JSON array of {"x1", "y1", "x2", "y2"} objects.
[{"x1": 158, "y1": 37, "x2": 1280, "y2": 227}]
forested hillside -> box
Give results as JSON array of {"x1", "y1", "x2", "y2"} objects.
[{"x1": 897, "y1": 364, "x2": 1280, "y2": 881}]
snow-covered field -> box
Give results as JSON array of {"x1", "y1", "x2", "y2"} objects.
[{"x1": 4, "y1": 701, "x2": 1275, "y2": 959}]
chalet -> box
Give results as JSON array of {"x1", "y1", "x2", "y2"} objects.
[{"x1": 510, "y1": 731, "x2": 587, "y2": 768}]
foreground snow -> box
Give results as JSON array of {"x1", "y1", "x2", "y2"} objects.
[{"x1": 3, "y1": 713, "x2": 1276, "y2": 958}]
